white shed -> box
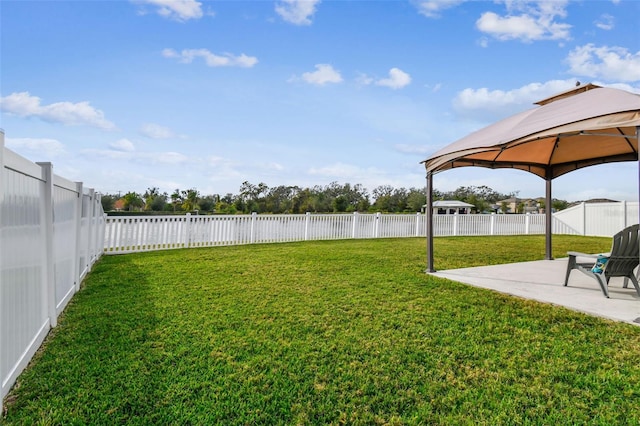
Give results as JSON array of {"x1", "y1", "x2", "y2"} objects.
[{"x1": 428, "y1": 200, "x2": 474, "y2": 215}]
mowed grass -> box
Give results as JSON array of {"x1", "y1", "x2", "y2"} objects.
[{"x1": 4, "y1": 236, "x2": 640, "y2": 425}]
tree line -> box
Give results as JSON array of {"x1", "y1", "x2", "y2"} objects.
[{"x1": 101, "y1": 181, "x2": 568, "y2": 215}]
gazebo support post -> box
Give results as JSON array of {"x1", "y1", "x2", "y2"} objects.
[
  {"x1": 545, "y1": 176, "x2": 553, "y2": 260},
  {"x1": 637, "y1": 126, "x2": 639, "y2": 264},
  {"x1": 426, "y1": 171, "x2": 435, "y2": 272}
]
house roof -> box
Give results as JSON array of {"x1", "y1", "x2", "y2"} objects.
[{"x1": 431, "y1": 200, "x2": 475, "y2": 208}]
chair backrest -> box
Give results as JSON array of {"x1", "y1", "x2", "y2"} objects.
[{"x1": 605, "y1": 224, "x2": 640, "y2": 278}]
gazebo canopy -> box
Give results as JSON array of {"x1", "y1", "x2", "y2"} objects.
[
  {"x1": 421, "y1": 84, "x2": 640, "y2": 272},
  {"x1": 423, "y1": 84, "x2": 640, "y2": 180}
]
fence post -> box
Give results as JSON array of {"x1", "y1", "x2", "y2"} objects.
[
  {"x1": 250, "y1": 212, "x2": 257, "y2": 243},
  {"x1": 352, "y1": 212, "x2": 358, "y2": 239},
  {"x1": 622, "y1": 200, "x2": 628, "y2": 229},
  {"x1": 304, "y1": 212, "x2": 310, "y2": 240},
  {"x1": 86, "y1": 189, "x2": 95, "y2": 266},
  {"x1": 415, "y1": 212, "x2": 421, "y2": 236},
  {"x1": 0, "y1": 132, "x2": 4, "y2": 414},
  {"x1": 581, "y1": 202, "x2": 587, "y2": 235},
  {"x1": 490, "y1": 213, "x2": 496, "y2": 236},
  {"x1": 374, "y1": 212, "x2": 381, "y2": 238},
  {"x1": 453, "y1": 212, "x2": 458, "y2": 236},
  {"x1": 185, "y1": 213, "x2": 192, "y2": 248},
  {"x1": 37, "y1": 162, "x2": 57, "y2": 328},
  {"x1": 525, "y1": 212, "x2": 530, "y2": 234},
  {"x1": 92, "y1": 194, "x2": 102, "y2": 258},
  {"x1": 74, "y1": 182, "x2": 83, "y2": 292}
]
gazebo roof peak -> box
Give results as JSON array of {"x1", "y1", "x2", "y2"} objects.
[{"x1": 534, "y1": 82, "x2": 600, "y2": 106}]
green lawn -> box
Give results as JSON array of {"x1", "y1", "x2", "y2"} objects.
[{"x1": 4, "y1": 236, "x2": 640, "y2": 425}]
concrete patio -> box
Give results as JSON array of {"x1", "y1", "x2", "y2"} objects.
[{"x1": 430, "y1": 257, "x2": 640, "y2": 326}]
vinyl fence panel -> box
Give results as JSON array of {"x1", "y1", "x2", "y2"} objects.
[
  {"x1": 1, "y1": 132, "x2": 105, "y2": 412},
  {"x1": 102, "y1": 204, "x2": 638, "y2": 254}
]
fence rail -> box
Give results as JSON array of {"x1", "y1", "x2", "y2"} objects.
[
  {"x1": 103, "y1": 211, "x2": 575, "y2": 253},
  {"x1": 103, "y1": 203, "x2": 640, "y2": 254},
  {"x1": 1, "y1": 132, "x2": 105, "y2": 411}
]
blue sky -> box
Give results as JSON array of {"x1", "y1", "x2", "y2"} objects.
[{"x1": 1, "y1": 0, "x2": 639, "y2": 202}]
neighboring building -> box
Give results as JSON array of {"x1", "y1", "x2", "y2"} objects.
[
  {"x1": 113, "y1": 198, "x2": 125, "y2": 211},
  {"x1": 427, "y1": 200, "x2": 475, "y2": 215},
  {"x1": 495, "y1": 197, "x2": 541, "y2": 214},
  {"x1": 566, "y1": 198, "x2": 619, "y2": 208}
]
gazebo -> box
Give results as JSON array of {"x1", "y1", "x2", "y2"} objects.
[
  {"x1": 429, "y1": 200, "x2": 475, "y2": 215},
  {"x1": 421, "y1": 84, "x2": 640, "y2": 272}
]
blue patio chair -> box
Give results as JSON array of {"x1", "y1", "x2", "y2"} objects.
[{"x1": 564, "y1": 224, "x2": 640, "y2": 298}]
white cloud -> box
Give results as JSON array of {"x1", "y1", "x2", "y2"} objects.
[
  {"x1": 162, "y1": 48, "x2": 258, "y2": 68},
  {"x1": 594, "y1": 14, "x2": 614, "y2": 31},
  {"x1": 300, "y1": 64, "x2": 343, "y2": 85},
  {"x1": 355, "y1": 72, "x2": 375, "y2": 86},
  {"x1": 309, "y1": 163, "x2": 361, "y2": 178},
  {"x1": 5, "y1": 137, "x2": 65, "y2": 158},
  {"x1": 140, "y1": 123, "x2": 177, "y2": 139},
  {"x1": 262, "y1": 162, "x2": 284, "y2": 171},
  {"x1": 275, "y1": 0, "x2": 321, "y2": 25},
  {"x1": 109, "y1": 138, "x2": 136, "y2": 152},
  {"x1": 452, "y1": 79, "x2": 579, "y2": 120},
  {"x1": 0, "y1": 92, "x2": 116, "y2": 130},
  {"x1": 376, "y1": 68, "x2": 412, "y2": 89},
  {"x1": 207, "y1": 156, "x2": 243, "y2": 178},
  {"x1": 134, "y1": 0, "x2": 204, "y2": 22},
  {"x1": 82, "y1": 148, "x2": 189, "y2": 164},
  {"x1": 308, "y1": 162, "x2": 382, "y2": 179},
  {"x1": 394, "y1": 143, "x2": 432, "y2": 155},
  {"x1": 566, "y1": 44, "x2": 640, "y2": 82},
  {"x1": 413, "y1": 0, "x2": 466, "y2": 18},
  {"x1": 476, "y1": 1, "x2": 571, "y2": 42},
  {"x1": 152, "y1": 152, "x2": 189, "y2": 164}
]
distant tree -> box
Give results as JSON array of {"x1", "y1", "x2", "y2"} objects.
[
  {"x1": 100, "y1": 194, "x2": 116, "y2": 212},
  {"x1": 372, "y1": 185, "x2": 394, "y2": 212},
  {"x1": 406, "y1": 188, "x2": 426, "y2": 212},
  {"x1": 149, "y1": 193, "x2": 168, "y2": 212},
  {"x1": 371, "y1": 185, "x2": 408, "y2": 212},
  {"x1": 122, "y1": 192, "x2": 143, "y2": 211},
  {"x1": 181, "y1": 188, "x2": 200, "y2": 212},
  {"x1": 143, "y1": 187, "x2": 167, "y2": 211},
  {"x1": 238, "y1": 181, "x2": 269, "y2": 213},
  {"x1": 215, "y1": 200, "x2": 237, "y2": 214},
  {"x1": 199, "y1": 195, "x2": 218, "y2": 213},
  {"x1": 333, "y1": 195, "x2": 349, "y2": 212},
  {"x1": 552, "y1": 199, "x2": 569, "y2": 211},
  {"x1": 292, "y1": 188, "x2": 315, "y2": 213},
  {"x1": 170, "y1": 189, "x2": 182, "y2": 212},
  {"x1": 466, "y1": 194, "x2": 489, "y2": 213},
  {"x1": 265, "y1": 185, "x2": 299, "y2": 213}
]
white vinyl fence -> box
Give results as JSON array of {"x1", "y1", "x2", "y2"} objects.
[
  {"x1": 552, "y1": 201, "x2": 639, "y2": 237},
  {"x1": 104, "y1": 211, "x2": 559, "y2": 253},
  {"x1": 0, "y1": 132, "x2": 105, "y2": 412},
  {"x1": 103, "y1": 203, "x2": 640, "y2": 254}
]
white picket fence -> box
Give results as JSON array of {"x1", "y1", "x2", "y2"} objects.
[
  {"x1": 102, "y1": 210, "x2": 587, "y2": 254},
  {"x1": 103, "y1": 203, "x2": 640, "y2": 254},
  {"x1": 0, "y1": 132, "x2": 106, "y2": 412}
]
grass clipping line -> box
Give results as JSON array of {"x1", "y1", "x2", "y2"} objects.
[{"x1": 4, "y1": 236, "x2": 640, "y2": 425}]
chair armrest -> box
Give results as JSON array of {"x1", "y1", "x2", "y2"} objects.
[{"x1": 567, "y1": 251, "x2": 600, "y2": 259}]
